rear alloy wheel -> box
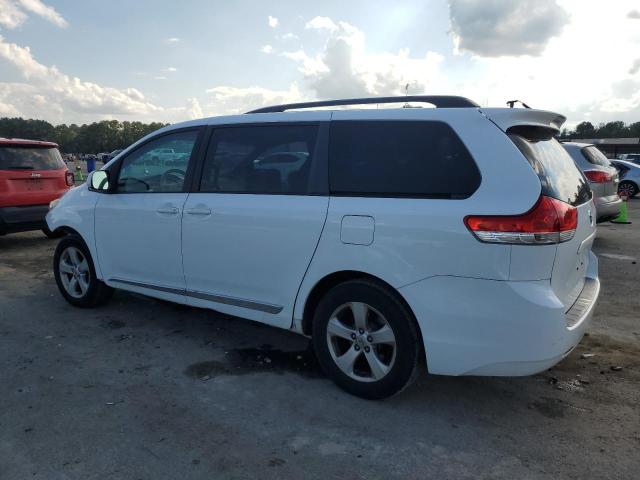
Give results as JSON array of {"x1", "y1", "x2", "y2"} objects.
[
  {"x1": 618, "y1": 181, "x2": 638, "y2": 198},
  {"x1": 53, "y1": 234, "x2": 113, "y2": 307},
  {"x1": 312, "y1": 279, "x2": 421, "y2": 399}
]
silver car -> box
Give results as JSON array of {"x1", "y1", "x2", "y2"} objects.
[
  {"x1": 563, "y1": 142, "x2": 621, "y2": 222},
  {"x1": 610, "y1": 160, "x2": 640, "y2": 198}
]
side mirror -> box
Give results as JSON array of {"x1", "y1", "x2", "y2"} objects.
[{"x1": 89, "y1": 170, "x2": 110, "y2": 192}]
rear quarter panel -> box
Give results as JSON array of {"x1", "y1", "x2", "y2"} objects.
[{"x1": 293, "y1": 108, "x2": 543, "y2": 327}]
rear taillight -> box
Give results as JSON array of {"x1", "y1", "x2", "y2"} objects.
[
  {"x1": 583, "y1": 170, "x2": 611, "y2": 183},
  {"x1": 464, "y1": 196, "x2": 577, "y2": 245},
  {"x1": 65, "y1": 171, "x2": 74, "y2": 187}
]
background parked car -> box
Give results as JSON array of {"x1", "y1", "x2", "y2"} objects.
[
  {"x1": 562, "y1": 142, "x2": 621, "y2": 222},
  {"x1": 610, "y1": 160, "x2": 640, "y2": 198},
  {"x1": 617, "y1": 153, "x2": 640, "y2": 164},
  {"x1": 0, "y1": 138, "x2": 74, "y2": 237}
]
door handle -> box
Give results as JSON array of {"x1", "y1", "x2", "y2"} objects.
[
  {"x1": 186, "y1": 207, "x2": 212, "y2": 216},
  {"x1": 157, "y1": 206, "x2": 179, "y2": 215}
]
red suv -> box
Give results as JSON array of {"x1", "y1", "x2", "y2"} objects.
[{"x1": 0, "y1": 138, "x2": 74, "y2": 237}]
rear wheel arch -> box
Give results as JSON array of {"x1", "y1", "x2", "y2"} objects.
[{"x1": 301, "y1": 271, "x2": 424, "y2": 348}]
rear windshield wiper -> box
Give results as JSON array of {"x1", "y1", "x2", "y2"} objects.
[{"x1": 5, "y1": 165, "x2": 35, "y2": 169}]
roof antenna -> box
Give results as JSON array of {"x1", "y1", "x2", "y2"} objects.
[{"x1": 507, "y1": 99, "x2": 531, "y2": 109}]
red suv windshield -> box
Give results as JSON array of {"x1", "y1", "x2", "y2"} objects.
[{"x1": 0, "y1": 146, "x2": 65, "y2": 170}]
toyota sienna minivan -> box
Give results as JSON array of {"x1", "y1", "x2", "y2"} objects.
[{"x1": 46, "y1": 96, "x2": 600, "y2": 399}]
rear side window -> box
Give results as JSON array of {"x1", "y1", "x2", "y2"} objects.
[
  {"x1": 200, "y1": 125, "x2": 318, "y2": 194},
  {"x1": 329, "y1": 121, "x2": 480, "y2": 198},
  {"x1": 0, "y1": 146, "x2": 64, "y2": 170},
  {"x1": 509, "y1": 129, "x2": 591, "y2": 206},
  {"x1": 582, "y1": 146, "x2": 610, "y2": 167}
]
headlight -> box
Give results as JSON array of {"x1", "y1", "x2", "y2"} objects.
[{"x1": 49, "y1": 198, "x2": 60, "y2": 210}]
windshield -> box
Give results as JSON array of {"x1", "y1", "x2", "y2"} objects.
[
  {"x1": 0, "y1": 146, "x2": 65, "y2": 170},
  {"x1": 509, "y1": 132, "x2": 592, "y2": 206},
  {"x1": 582, "y1": 146, "x2": 611, "y2": 167}
]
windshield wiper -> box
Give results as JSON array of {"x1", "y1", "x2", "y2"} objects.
[{"x1": 6, "y1": 165, "x2": 34, "y2": 169}]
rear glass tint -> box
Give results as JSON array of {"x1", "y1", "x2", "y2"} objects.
[
  {"x1": 0, "y1": 146, "x2": 64, "y2": 170},
  {"x1": 329, "y1": 121, "x2": 480, "y2": 198},
  {"x1": 582, "y1": 146, "x2": 610, "y2": 167},
  {"x1": 509, "y1": 132, "x2": 591, "y2": 206}
]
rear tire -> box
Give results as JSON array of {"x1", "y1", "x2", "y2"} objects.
[
  {"x1": 53, "y1": 234, "x2": 113, "y2": 307},
  {"x1": 312, "y1": 279, "x2": 421, "y2": 399},
  {"x1": 42, "y1": 226, "x2": 65, "y2": 239},
  {"x1": 618, "y1": 181, "x2": 638, "y2": 198}
]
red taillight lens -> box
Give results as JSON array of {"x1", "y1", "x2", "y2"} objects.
[
  {"x1": 583, "y1": 170, "x2": 611, "y2": 183},
  {"x1": 464, "y1": 196, "x2": 577, "y2": 244},
  {"x1": 65, "y1": 171, "x2": 74, "y2": 187}
]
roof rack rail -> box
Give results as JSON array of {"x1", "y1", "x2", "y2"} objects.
[{"x1": 246, "y1": 95, "x2": 480, "y2": 114}]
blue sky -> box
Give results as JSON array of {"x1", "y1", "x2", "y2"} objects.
[{"x1": 0, "y1": 0, "x2": 639, "y2": 127}]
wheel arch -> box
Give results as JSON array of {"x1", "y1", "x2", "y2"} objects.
[{"x1": 300, "y1": 270, "x2": 424, "y2": 350}]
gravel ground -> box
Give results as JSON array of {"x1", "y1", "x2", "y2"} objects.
[{"x1": 0, "y1": 201, "x2": 639, "y2": 480}]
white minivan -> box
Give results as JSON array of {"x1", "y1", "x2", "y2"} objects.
[{"x1": 47, "y1": 96, "x2": 600, "y2": 399}]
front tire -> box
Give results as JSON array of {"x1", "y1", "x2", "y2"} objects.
[
  {"x1": 312, "y1": 279, "x2": 421, "y2": 399},
  {"x1": 53, "y1": 234, "x2": 113, "y2": 307}
]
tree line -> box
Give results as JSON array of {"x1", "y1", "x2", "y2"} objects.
[
  {"x1": 0, "y1": 117, "x2": 168, "y2": 154},
  {"x1": 2, "y1": 116, "x2": 639, "y2": 153},
  {"x1": 560, "y1": 120, "x2": 640, "y2": 139}
]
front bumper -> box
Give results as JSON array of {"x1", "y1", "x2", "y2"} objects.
[
  {"x1": 399, "y1": 252, "x2": 599, "y2": 376},
  {"x1": 595, "y1": 195, "x2": 622, "y2": 222},
  {"x1": 0, "y1": 204, "x2": 50, "y2": 234}
]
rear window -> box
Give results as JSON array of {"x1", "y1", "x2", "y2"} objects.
[
  {"x1": 582, "y1": 146, "x2": 610, "y2": 167},
  {"x1": 0, "y1": 146, "x2": 65, "y2": 170},
  {"x1": 329, "y1": 121, "x2": 481, "y2": 198},
  {"x1": 508, "y1": 129, "x2": 591, "y2": 206}
]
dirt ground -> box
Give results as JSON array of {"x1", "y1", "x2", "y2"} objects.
[{"x1": 0, "y1": 201, "x2": 638, "y2": 480}]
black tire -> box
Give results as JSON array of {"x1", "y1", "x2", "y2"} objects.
[
  {"x1": 618, "y1": 181, "x2": 638, "y2": 198},
  {"x1": 42, "y1": 226, "x2": 65, "y2": 239},
  {"x1": 312, "y1": 279, "x2": 422, "y2": 399},
  {"x1": 53, "y1": 234, "x2": 114, "y2": 308}
]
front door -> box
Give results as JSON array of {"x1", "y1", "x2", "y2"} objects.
[
  {"x1": 182, "y1": 122, "x2": 329, "y2": 328},
  {"x1": 94, "y1": 129, "x2": 201, "y2": 301}
]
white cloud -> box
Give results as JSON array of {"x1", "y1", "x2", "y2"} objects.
[
  {"x1": 154, "y1": 76, "x2": 167, "y2": 80},
  {"x1": 16, "y1": 0, "x2": 67, "y2": 28},
  {"x1": 165, "y1": 66, "x2": 177, "y2": 72},
  {"x1": 261, "y1": 44, "x2": 273, "y2": 54},
  {"x1": 285, "y1": 18, "x2": 443, "y2": 98},
  {"x1": 630, "y1": 59, "x2": 640, "y2": 75},
  {"x1": 0, "y1": 0, "x2": 27, "y2": 29},
  {"x1": 165, "y1": 37, "x2": 181, "y2": 44},
  {"x1": 449, "y1": 0, "x2": 569, "y2": 57},
  {"x1": 0, "y1": 0, "x2": 66, "y2": 29},
  {"x1": 281, "y1": 32, "x2": 299, "y2": 40},
  {"x1": 204, "y1": 84, "x2": 303, "y2": 116},
  {"x1": 305, "y1": 16, "x2": 337, "y2": 32},
  {"x1": 268, "y1": 15, "x2": 278, "y2": 28},
  {"x1": 627, "y1": 9, "x2": 640, "y2": 19},
  {"x1": 0, "y1": 35, "x2": 169, "y2": 122}
]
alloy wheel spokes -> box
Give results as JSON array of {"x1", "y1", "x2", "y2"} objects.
[
  {"x1": 59, "y1": 247, "x2": 89, "y2": 298},
  {"x1": 326, "y1": 302, "x2": 397, "y2": 382}
]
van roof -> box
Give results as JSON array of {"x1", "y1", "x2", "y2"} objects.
[{"x1": 0, "y1": 137, "x2": 59, "y2": 148}]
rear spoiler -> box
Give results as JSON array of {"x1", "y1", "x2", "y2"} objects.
[{"x1": 479, "y1": 108, "x2": 566, "y2": 134}]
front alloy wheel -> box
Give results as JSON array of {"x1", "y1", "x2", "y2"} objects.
[
  {"x1": 53, "y1": 234, "x2": 113, "y2": 307},
  {"x1": 58, "y1": 246, "x2": 90, "y2": 298}
]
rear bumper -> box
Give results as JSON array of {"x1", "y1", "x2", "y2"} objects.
[
  {"x1": 595, "y1": 195, "x2": 622, "y2": 222},
  {"x1": 399, "y1": 252, "x2": 599, "y2": 376},
  {"x1": 0, "y1": 204, "x2": 49, "y2": 234}
]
